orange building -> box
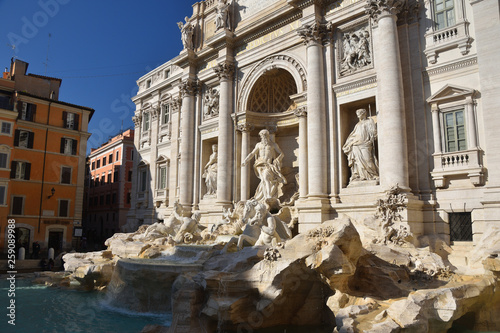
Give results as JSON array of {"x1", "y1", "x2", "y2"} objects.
[
  {"x1": 0, "y1": 59, "x2": 93, "y2": 256},
  {"x1": 84, "y1": 129, "x2": 134, "y2": 249}
]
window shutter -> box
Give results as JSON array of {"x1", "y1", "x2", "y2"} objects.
[
  {"x1": 17, "y1": 101, "x2": 23, "y2": 119},
  {"x1": 63, "y1": 111, "x2": 67, "y2": 128},
  {"x1": 14, "y1": 129, "x2": 20, "y2": 146},
  {"x1": 30, "y1": 104, "x2": 37, "y2": 121},
  {"x1": 74, "y1": 114, "x2": 79, "y2": 130},
  {"x1": 71, "y1": 139, "x2": 78, "y2": 155},
  {"x1": 28, "y1": 132, "x2": 34, "y2": 149},
  {"x1": 60, "y1": 138, "x2": 65, "y2": 153},
  {"x1": 10, "y1": 161, "x2": 17, "y2": 178},
  {"x1": 24, "y1": 163, "x2": 31, "y2": 180}
]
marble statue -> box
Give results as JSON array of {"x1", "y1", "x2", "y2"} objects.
[
  {"x1": 222, "y1": 199, "x2": 292, "y2": 251},
  {"x1": 242, "y1": 129, "x2": 287, "y2": 202},
  {"x1": 343, "y1": 108, "x2": 379, "y2": 182},
  {"x1": 143, "y1": 201, "x2": 183, "y2": 239},
  {"x1": 215, "y1": 0, "x2": 231, "y2": 31},
  {"x1": 203, "y1": 88, "x2": 219, "y2": 118},
  {"x1": 202, "y1": 144, "x2": 218, "y2": 196},
  {"x1": 174, "y1": 211, "x2": 202, "y2": 244},
  {"x1": 177, "y1": 16, "x2": 194, "y2": 50}
]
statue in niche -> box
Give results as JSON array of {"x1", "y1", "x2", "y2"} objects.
[
  {"x1": 215, "y1": 0, "x2": 232, "y2": 31},
  {"x1": 202, "y1": 144, "x2": 218, "y2": 197},
  {"x1": 177, "y1": 16, "x2": 194, "y2": 50},
  {"x1": 203, "y1": 88, "x2": 219, "y2": 118},
  {"x1": 242, "y1": 129, "x2": 287, "y2": 202},
  {"x1": 340, "y1": 30, "x2": 372, "y2": 75},
  {"x1": 343, "y1": 108, "x2": 379, "y2": 183}
]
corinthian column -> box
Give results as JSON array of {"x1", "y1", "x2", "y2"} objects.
[
  {"x1": 238, "y1": 123, "x2": 253, "y2": 201},
  {"x1": 179, "y1": 79, "x2": 198, "y2": 208},
  {"x1": 214, "y1": 62, "x2": 235, "y2": 204},
  {"x1": 366, "y1": 0, "x2": 409, "y2": 189},
  {"x1": 297, "y1": 22, "x2": 328, "y2": 198},
  {"x1": 294, "y1": 107, "x2": 308, "y2": 199}
]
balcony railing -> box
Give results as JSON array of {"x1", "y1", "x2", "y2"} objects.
[{"x1": 431, "y1": 148, "x2": 484, "y2": 188}]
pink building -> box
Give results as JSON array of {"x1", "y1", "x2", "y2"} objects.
[{"x1": 83, "y1": 129, "x2": 135, "y2": 248}]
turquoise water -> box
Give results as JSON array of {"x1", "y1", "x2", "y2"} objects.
[{"x1": 1, "y1": 278, "x2": 171, "y2": 333}]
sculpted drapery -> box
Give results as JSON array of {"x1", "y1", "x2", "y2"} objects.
[
  {"x1": 343, "y1": 108, "x2": 379, "y2": 182},
  {"x1": 242, "y1": 129, "x2": 287, "y2": 202}
]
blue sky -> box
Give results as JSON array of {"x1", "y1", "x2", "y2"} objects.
[{"x1": 0, "y1": 0, "x2": 194, "y2": 151}]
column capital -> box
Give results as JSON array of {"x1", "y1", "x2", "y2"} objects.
[
  {"x1": 151, "y1": 104, "x2": 160, "y2": 120},
  {"x1": 297, "y1": 21, "x2": 328, "y2": 46},
  {"x1": 293, "y1": 106, "x2": 308, "y2": 118},
  {"x1": 132, "y1": 114, "x2": 142, "y2": 127},
  {"x1": 365, "y1": 0, "x2": 405, "y2": 23},
  {"x1": 214, "y1": 62, "x2": 235, "y2": 81},
  {"x1": 180, "y1": 79, "x2": 201, "y2": 98},
  {"x1": 171, "y1": 97, "x2": 182, "y2": 113},
  {"x1": 237, "y1": 123, "x2": 254, "y2": 132}
]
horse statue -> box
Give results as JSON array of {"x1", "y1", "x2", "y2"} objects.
[{"x1": 222, "y1": 199, "x2": 292, "y2": 251}]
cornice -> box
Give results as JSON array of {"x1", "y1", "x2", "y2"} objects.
[{"x1": 423, "y1": 57, "x2": 478, "y2": 80}]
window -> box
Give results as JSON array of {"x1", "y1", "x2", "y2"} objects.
[
  {"x1": 126, "y1": 192, "x2": 131, "y2": 204},
  {"x1": 101, "y1": 173, "x2": 105, "y2": 185},
  {"x1": 449, "y1": 212, "x2": 472, "y2": 242},
  {"x1": 0, "y1": 184, "x2": 7, "y2": 205},
  {"x1": 17, "y1": 102, "x2": 36, "y2": 121},
  {"x1": 63, "y1": 111, "x2": 79, "y2": 130},
  {"x1": 60, "y1": 138, "x2": 77, "y2": 155},
  {"x1": 0, "y1": 151, "x2": 9, "y2": 169},
  {"x1": 162, "y1": 104, "x2": 170, "y2": 125},
  {"x1": 107, "y1": 172, "x2": 112, "y2": 184},
  {"x1": 165, "y1": 69, "x2": 170, "y2": 78},
  {"x1": 158, "y1": 165, "x2": 167, "y2": 189},
  {"x1": 96, "y1": 159, "x2": 101, "y2": 168},
  {"x1": 11, "y1": 196, "x2": 24, "y2": 215},
  {"x1": 428, "y1": 85, "x2": 484, "y2": 188},
  {"x1": 112, "y1": 193, "x2": 116, "y2": 204},
  {"x1": 109, "y1": 153, "x2": 113, "y2": 163},
  {"x1": 116, "y1": 151, "x2": 119, "y2": 160},
  {"x1": 143, "y1": 112, "x2": 150, "y2": 132},
  {"x1": 0, "y1": 92, "x2": 13, "y2": 110},
  {"x1": 94, "y1": 197, "x2": 98, "y2": 206},
  {"x1": 140, "y1": 168, "x2": 148, "y2": 192},
  {"x1": 1, "y1": 122, "x2": 12, "y2": 136},
  {"x1": 114, "y1": 170, "x2": 119, "y2": 183},
  {"x1": 61, "y1": 167, "x2": 72, "y2": 184},
  {"x1": 100, "y1": 195, "x2": 104, "y2": 205},
  {"x1": 95, "y1": 176, "x2": 99, "y2": 187},
  {"x1": 103, "y1": 157, "x2": 107, "y2": 166},
  {"x1": 131, "y1": 150, "x2": 133, "y2": 160},
  {"x1": 128, "y1": 170, "x2": 133, "y2": 181},
  {"x1": 146, "y1": 79, "x2": 151, "y2": 89},
  {"x1": 106, "y1": 194, "x2": 111, "y2": 205},
  {"x1": 10, "y1": 161, "x2": 31, "y2": 180},
  {"x1": 14, "y1": 130, "x2": 34, "y2": 149},
  {"x1": 434, "y1": 0, "x2": 455, "y2": 30},
  {"x1": 91, "y1": 161, "x2": 95, "y2": 170},
  {"x1": 59, "y1": 200, "x2": 69, "y2": 217},
  {"x1": 444, "y1": 110, "x2": 466, "y2": 152}
]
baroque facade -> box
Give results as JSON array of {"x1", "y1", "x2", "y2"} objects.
[{"x1": 128, "y1": 0, "x2": 500, "y2": 244}]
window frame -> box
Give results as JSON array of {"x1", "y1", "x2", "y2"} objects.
[
  {"x1": 442, "y1": 108, "x2": 467, "y2": 153},
  {"x1": 58, "y1": 199, "x2": 70, "y2": 218},
  {"x1": 0, "y1": 121, "x2": 13, "y2": 136},
  {"x1": 0, "y1": 145, "x2": 11, "y2": 170},
  {"x1": 60, "y1": 166, "x2": 72, "y2": 184},
  {"x1": 11, "y1": 195, "x2": 25, "y2": 215},
  {"x1": 0, "y1": 183, "x2": 7, "y2": 206}
]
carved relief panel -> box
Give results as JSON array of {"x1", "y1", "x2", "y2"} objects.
[
  {"x1": 337, "y1": 20, "x2": 373, "y2": 78},
  {"x1": 203, "y1": 87, "x2": 220, "y2": 120}
]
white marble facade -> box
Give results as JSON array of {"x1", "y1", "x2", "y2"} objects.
[{"x1": 127, "y1": 0, "x2": 500, "y2": 244}]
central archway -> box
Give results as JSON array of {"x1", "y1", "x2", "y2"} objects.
[{"x1": 248, "y1": 68, "x2": 297, "y2": 113}]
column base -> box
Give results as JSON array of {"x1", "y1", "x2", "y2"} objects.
[
  {"x1": 198, "y1": 198, "x2": 232, "y2": 227},
  {"x1": 296, "y1": 198, "x2": 332, "y2": 233}
]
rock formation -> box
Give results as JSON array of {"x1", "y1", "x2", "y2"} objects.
[{"x1": 62, "y1": 201, "x2": 500, "y2": 332}]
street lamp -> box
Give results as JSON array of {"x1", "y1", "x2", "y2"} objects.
[{"x1": 48, "y1": 187, "x2": 55, "y2": 198}]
